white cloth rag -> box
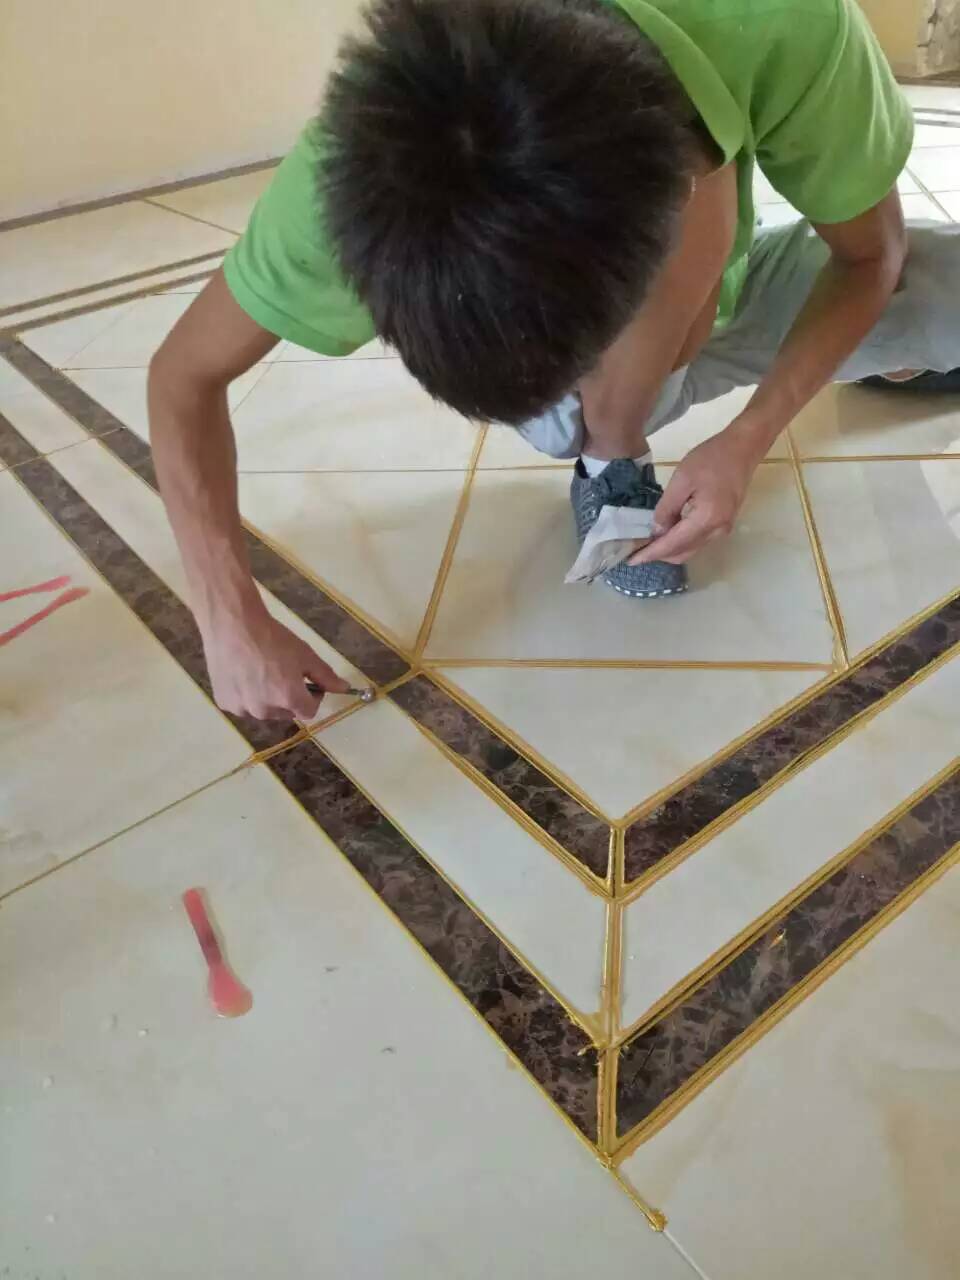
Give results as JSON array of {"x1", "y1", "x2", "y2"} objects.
[{"x1": 564, "y1": 505, "x2": 658, "y2": 584}]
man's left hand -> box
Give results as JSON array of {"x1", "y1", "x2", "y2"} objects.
[{"x1": 630, "y1": 419, "x2": 768, "y2": 566}]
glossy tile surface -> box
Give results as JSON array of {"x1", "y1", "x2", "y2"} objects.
[
  {"x1": 805, "y1": 459, "x2": 960, "y2": 655},
  {"x1": 148, "y1": 168, "x2": 277, "y2": 232},
  {"x1": 0, "y1": 200, "x2": 233, "y2": 308},
  {"x1": 232, "y1": 358, "x2": 479, "y2": 471},
  {"x1": 439, "y1": 665, "x2": 817, "y2": 819},
  {"x1": 621, "y1": 857, "x2": 960, "y2": 1280},
  {"x1": 0, "y1": 468, "x2": 248, "y2": 894},
  {"x1": 5, "y1": 116, "x2": 960, "y2": 1276},
  {"x1": 792, "y1": 383, "x2": 960, "y2": 457},
  {"x1": 237, "y1": 469, "x2": 466, "y2": 650},
  {"x1": 319, "y1": 699, "x2": 608, "y2": 1019},
  {"x1": 429, "y1": 466, "x2": 834, "y2": 663},
  {"x1": 1, "y1": 767, "x2": 694, "y2": 1280},
  {"x1": 620, "y1": 652, "x2": 960, "y2": 1029}
]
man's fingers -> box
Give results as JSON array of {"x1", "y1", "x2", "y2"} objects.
[
  {"x1": 630, "y1": 509, "x2": 716, "y2": 565},
  {"x1": 652, "y1": 473, "x2": 694, "y2": 535}
]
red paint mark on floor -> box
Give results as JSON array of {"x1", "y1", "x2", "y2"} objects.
[
  {"x1": 182, "y1": 887, "x2": 253, "y2": 1019},
  {"x1": 0, "y1": 574, "x2": 72, "y2": 603},
  {"x1": 0, "y1": 577, "x2": 89, "y2": 648}
]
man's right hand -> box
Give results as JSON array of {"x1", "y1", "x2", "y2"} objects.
[{"x1": 202, "y1": 611, "x2": 350, "y2": 722}]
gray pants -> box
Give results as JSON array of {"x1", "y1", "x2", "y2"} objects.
[{"x1": 518, "y1": 219, "x2": 960, "y2": 458}]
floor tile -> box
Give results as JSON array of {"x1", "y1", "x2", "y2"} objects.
[
  {"x1": 900, "y1": 191, "x2": 950, "y2": 221},
  {"x1": 148, "y1": 168, "x2": 277, "y2": 233},
  {"x1": 752, "y1": 169, "x2": 783, "y2": 204},
  {"x1": 791, "y1": 383, "x2": 960, "y2": 458},
  {"x1": 929, "y1": 189, "x2": 960, "y2": 221},
  {"x1": 438, "y1": 666, "x2": 818, "y2": 820},
  {"x1": 0, "y1": 469, "x2": 249, "y2": 894},
  {"x1": 805, "y1": 458, "x2": 960, "y2": 655},
  {"x1": 479, "y1": 425, "x2": 570, "y2": 469},
  {"x1": 51, "y1": 441, "x2": 366, "y2": 718},
  {"x1": 429, "y1": 466, "x2": 833, "y2": 663},
  {"x1": 620, "y1": 652, "x2": 960, "y2": 1028},
  {"x1": 898, "y1": 168, "x2": 920, "y2": 195},
  {"x1": 0, "y1": 202, "x2": 233, "y2": 309},
  {"x1": 0, "y1": 359, "x2": 88, "y2": 454},
  {"x1": 67, "y1": 363, "x2": 269, "y2": 440},
  {"x1": 59, "y1": 294, "x2": 197, "y2": 368},
  {"x1": 912, "y1": 121, "x2": 960, "y2": 146},
  {"x1": 238, "y1": 469, "x2": 465, "y2": 650},
  {"x1": 650, "y1": 386, "x2": 789, "y2": 462},
  {"x1": 231, "y1": 359, "x2": 479, "y2": 472},
  {"x1": 0, "y1": 766, "x2": 694, "y2": 1280},
  {"x1": 622, "y1": 854, "x2": 960, "y2": 1280},
  {"x1": 905, "y1": 146, "x2": 960, "y2": 193},
  {"x1": 18, "y1": 305, "x2": 135, "y2": 368},
  {"x1": 320, "y1": 698, "x2": 607, "y2": 1019},
  {"x1": 904, "y1": 84, "x2": 960, "y2": 111}
]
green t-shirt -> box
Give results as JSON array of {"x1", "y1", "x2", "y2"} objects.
[{"x1": 223, "y1": 0, "x2": 913, "y2": 354}]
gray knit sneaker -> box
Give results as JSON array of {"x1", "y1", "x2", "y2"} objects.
[{"x1": 570, "y1": 459, "x2": 688, "y2": 599}]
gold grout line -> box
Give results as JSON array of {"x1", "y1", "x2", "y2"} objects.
[
  {"x1": 788, "y1": 432, "x2": 849, "y2": 668},
  {"x1": 266, "y1": 739, "x2": 610, "y2": 1152},
  {"x1": 0, "y1": 251, "x2": 225, "y2": 317},
  {"x1": 5, "y1": 270, "x2": 218, "y2": 334},
  {"x1": 614, "y1": 581, "x2": 960, "y2": 832},
  {"x1": 612, "y1": 756, "x2": 960, "y2": 1049},
  {"x1": 611, "y1": 836, "x2": 960, "y2": 1164},
  {"x1": 424, "y1": 657, "x2": 833, "y2": 672},
  {"x1": 600, "y1": 898, "x2": 624, "y2": 1044},
  {"x1": 618, "y1": 636, "x2": 960, "y2": 905},
  {"x1": 302, "y1": 728, "x2": 607, "y2": 1043},
  {"x1": 388, "y1": 697, "x2": 612, "y2": 899},
  {"x1": 611, "y1": 672, "x2": 831, "y2": 831},
  {"x1": 607, "y1": 1166, "x2": 668, "y2": 1232},
  {"x1": 799, "y1": 451, "x2": 960, "y2": 463},
  {"x1": 141, "y1": 196, "x2": 243, "y2": 238},
  {"x1": 597, "y1": 1048, "x2": 619, "y2": 1157},
  {"x1": 0, "y1": 768, "x2": 245, "y2": 905},
  {"x1": 424, "y1": 666, "x2": 612, "y2": 823},
  {"x1": 412, "y1": 426, "x2": 486, "y2": 659},
  {"x1": 0, "y1": 157, "x2": 280, "y2": 233},
  {"x1": 238, "y1": 512, "x2": 417, "y2": 664}
]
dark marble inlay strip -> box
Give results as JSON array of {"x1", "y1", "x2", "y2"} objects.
[
  {"x1": 267, "y1": 737, "x2": 600, "y2": 1139},
  {"x1": 624, "y1": 596, "x2": 960, "y2": 883},
  {"x1": 0, "y1": 342, "x2": 410, "y2": 686},
  {"x1": 1, "y1": 338, "x2": 128, "y2": 436},
  {"x1": 616, "y1": 765, "x2": 960, "y2": 1139},
  {"x1": 0, "y1": 410, "x2": 39, "y2": 467},
  {"x1": 390, "y1": 675, "x2": 611, "y2": 882},
  {"x1": 5, "y1": 444, "x2": 296, "y2": 753}
]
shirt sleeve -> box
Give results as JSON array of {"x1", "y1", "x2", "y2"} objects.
[
  {"x1": 222, "y1": 122, "x2": 376, "y2": 356},
  {"x1": 753, "y1": 0, "x2": 914, "y2": 224}
]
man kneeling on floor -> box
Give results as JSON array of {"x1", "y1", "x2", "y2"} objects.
[{"x1": 149, "y1": 0, "x2": 956, "y2": 722}]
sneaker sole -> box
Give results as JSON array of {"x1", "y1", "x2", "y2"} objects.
[{"x1": 605, "y1": 578, "x2": 689, "y2": 599}]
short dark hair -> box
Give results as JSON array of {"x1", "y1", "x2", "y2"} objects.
[{"x1": 320, "y1": 0, "x2": 699, "y2": 424}]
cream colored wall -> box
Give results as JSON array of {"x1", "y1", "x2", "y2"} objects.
[
  {"x1": 859, "y1": 0, "x2": 923, "y2": 71},
  {"x1": 1, "y1": 0, "x2": 363, "y2": 221}
]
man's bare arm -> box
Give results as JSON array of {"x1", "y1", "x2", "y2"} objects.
[
  {"x1": 148, "y1": 271, "x2": 347, "y2": 720},
  {"x1": 580, "y1": 161, "x2": 738, "y2": 458}
]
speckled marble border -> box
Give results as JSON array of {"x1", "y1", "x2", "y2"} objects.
[
  {"x1": 267, "y1": 737, "x2": 600, "y2": 1139},
  {"x1": 0, "y1": 409, "x2": 599, "y2": 1143},
  {"x1": 390, "y1": 676, "x2": 612, "y2": 882},
  {"x1": 616, "y1": 763, "x2": 960, "y2": 1141},
  {"x1": 624, "y1": 596, "x2": 960, "y2": 884},
  {"x1": 1, "y1": 429, "x2": 296, "y2": 753},
  {"x1": 0, "y1": 339, "x2": 410, "y2": 687}
]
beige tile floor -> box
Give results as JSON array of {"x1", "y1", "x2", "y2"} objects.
[{"x1": 2, "y1": 94, "x2": 960, "y2": 1278}]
